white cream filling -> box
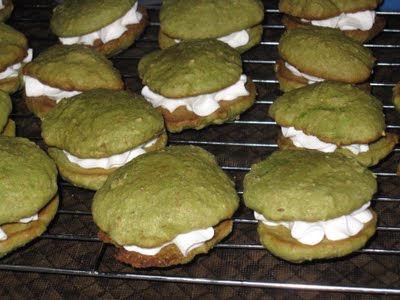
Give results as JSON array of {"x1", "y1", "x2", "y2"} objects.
[
  {"x1": 59, "y1": 2, "x2": 142, "y2": 46},
  {"x1": 0, "y1": 214, "x2": 39, "y2": 241},
  {"x1": 141, "y1": 74, "x2": 249, "y2": 117},
  {"x1": 282, "y1": 127, "x2": 369, "y2": 155},
  {"x1": 255, "y1": 202, "x2": 373, "y2": 246},
  {"x1": 0, "y1": 49, "x2": 33, "y2": 80},
  {"x1": 284, "y1": 62, "x2": 324, "y2": 84},
  {"x1": 24, "y1": 76, "x2": 81, "y2": 103},
  {"x1": 123, "y1": 227, "x2": 214, "y2": 256},
  {"x1": 64, "y1": 135, "x2": 160, "y2": 169},
  {"x1": 174, "y1": 29, "x2": 250, "y2": 48},
  {"x1": 302, "y1": 10, "x2": 376, "y2": 31},
  {"x1": 0, "y1": 0, "x2": 4, "y2": 10}
]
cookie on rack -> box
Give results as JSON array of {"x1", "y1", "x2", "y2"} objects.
[
  {"x1": 0, "y1": 0, "x2": 13, "y2": 22},
  {"x1": 139, "y1": 39, "x2": 256, "y2": 132},
  {"x1": 275, "y1": 26, "x2": 375, "y2": 92},
  {"x1": 159, "y1": 0, "x2": 264, "y2": 53},
  {"x1": 0, "y1": 90, "x2": 15, "y2": 136},
  {"x1": 22, "y1": 44, "x2": 124, "y2": 119},
  {"x1": 92, "y1": 145, "x2": 239, "y2": 268},
  {"x1": 0, "y1": 136, "x2": 59, "y2": 258},
  {"x1": 0, "y1": 23, "x2": 32, "y2": 94},
  {"x1": 50, "y1": 0, "x2": 148, "y2": 57},
  {"x1": 243, "y1": 150, "x2": 377, "y2": 263},
  {"x1": 41, "y1": 89, "x2": 167, "y2": 191},
  {"x1": 279, "y1": 0, "x2": 385, "y2": 43},
  {"x1": 269, "y1": 81, "x2": 398, "y2": 167}
]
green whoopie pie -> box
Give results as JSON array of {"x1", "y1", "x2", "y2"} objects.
[
  {"x1": 0, "y1": 136, "x2": 59, "y2": 258},
  {"x1": 50, "y1": 0, "x2": 148, "y2": 57},
  {"x1": 41, "y1": 89, "x2": 167, "y2": 191},
  {"x1": 269, "y1": 82, "x2": 397, "y2": 166},
  {"x1": 92, "y1": 145, "x2": 239, "y2": 268},
  {"x1": 0, "y1": 23, "x2": 30, "y2": 94},
  {"x1": 243, "y1": 150, "x2": 377, "y2": 263},
  {"x1": 139, "y1": 39, "x2": 256, "y2": 132},
  {"x1": 275, "y1": 26, "x2": 375, "y2": 92},
  {"x1": 279, "y1": 0, "x2": 385, "y2": 43},
  {"x1": 22, "y1": 44, "x2": 124, "y2": 119},
  {"x1": 159, "y1": 0, "x2": 264, "y2": 53},
  {"x1": 0, "y1": 90, "x2": 14, "y2": 136},
  {"x1": 0, "y1": 0, "x2": 13, "y2": 22}
]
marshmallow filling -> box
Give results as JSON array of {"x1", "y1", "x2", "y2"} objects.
[
  {"x1": 301, "y1": 10, "x2": 376, "y2": 31},
  {"x1": 63, "y1": 135, "x2": 161, "y2": 169},
  {"x1": 255, "y1": 202, "x2": 373, "y2": 246},
  {"x1": 282, "y1": 127, "x2": 370, "y2": 155},
  {"x1": 174, "y1": 29, "x2": 250, "y2": 48},
  {"x1": 141, "y1": 75, "x2": 249, "y2": 117},
  {"x1": 123, "y1": 227, "x2": 215, "y2": 257},
  {"x1": 24, "y1": 76, "x2": 81, "y2": 103}
]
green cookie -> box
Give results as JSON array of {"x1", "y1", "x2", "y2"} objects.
[
  {"x1": 279, "y1": 0, "x2": 382, "y2": 20},
  {"x1": 0, "y1": 90, "x2": 11, "y2": 133},
  {"x1": 0, "y1": 136, "x2": 58, "y2": 225},
  {"x1": 243, "y1": 150, "x2": 376, "y2": 222},
  {"x1": 138, "y1": 39, "x2": 243, "y2": 98},
  {"x1": 278, "y1": 27, "x2": 375, "y2": 83},
  {"x1": 0, "y1": 0, "x2": 13, "y2": 22},
  {"x1": 42, "y1": 89, "x2": 165, "y2": 158},
  {"x1": 51, "y1": 0, "x2": 137, "y2": 37},
  {"x1": 22, "y1": 44, "x2": 123, "y2": 91},
  {"x1": 92, "y1": 145, "x2": 239, "y2": 247},
  {"x1": 159, "y1": 0, "x2": 264, "y2": 52},
  {"x1": 269, "y1": 82, "x2": 385, "y2": 145}
]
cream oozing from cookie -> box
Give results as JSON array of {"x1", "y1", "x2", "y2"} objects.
[
  {"x1": 302, "y1": 10, "x2": 376, "y2": 31},
  {"x1": 174, "y1": 29, "x2": 250, "y2": 48},
  {"x1": 63, "y1": 135, "x2": 161, "y2": 169},
  {"x1": 284, "y1": 62, "x2": 324, "y2": 84},
  {"x1": 254, "y1": 202, "x2": 373, "y2": 246},
  {"x1": 282, "y1": 127, "x2": 369, "y2": 155},
  {"x1": 123, "y1": 227, "x2": 214, "y2": 256},
  {"x1": 141, "y1": 75, "x2": 249, "y2": 117},
  {"x1": 24, "y1": 76, "x2": 81, "y2": 102},
  {"x1": 59, "y1": 2, "x2": 142, "y2": 46},
  {"x1": 0, "y1": 49, "x2": 33, "y2": 80},
  {"x1": 0, "y1": 214, "x2": 39, "y2": 241}
]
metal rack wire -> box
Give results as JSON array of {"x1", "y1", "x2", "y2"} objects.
[{"x1": 1, "y1": 0, "x2": 400, "y2": 297}]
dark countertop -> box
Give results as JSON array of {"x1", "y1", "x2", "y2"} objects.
[{"x1": 1, "y1": 1, "x2": 400, "y2": 298}]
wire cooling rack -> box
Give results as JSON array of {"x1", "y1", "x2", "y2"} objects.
[{"x1": 1, "y1": 0, "x2": 400, "y2": 298}]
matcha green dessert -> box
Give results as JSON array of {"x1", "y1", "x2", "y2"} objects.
[
  {"x1": 0, "y1": 136, "x2": 59, "y2": 258},
  {"x1": 22, "y1": 44, "x2": 124, "y2": 119},
  {"x1": 0, "y1": 0, "x2": 13, "y2": 22},
  {"x1": 243, "y1": 150, "x2": 377, "y2": 263},
  {"x1": 139, "y1": 39, "x2": 256, "y2": 132},
  {"x1": 92, "y1": 145, "x2": 239, "y2": 268},
  {"x1": 51, "y1": 0, "x2": 148, "y2": 57},
  {"x1": 269, "y1": 81, "x2": 397, "y2": 166},
  {"x1": 279, "y1": 0, "x2": 385, "y2": 43},
  {"x1": 0, "y1": 90, "x2": 15, "y2": 136},
  {"x1": 41, "y1": 89, "x2": 167, "y2": 191},
  {"x1": 275, "y1": 26, "x2": 375, "y2": 92},
  {"x1": 0, "y1": 23, "x2": 32, "y2": 94},
  {"x1": 159, "y1": 0, "x2": 264, "y2": 53}
]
